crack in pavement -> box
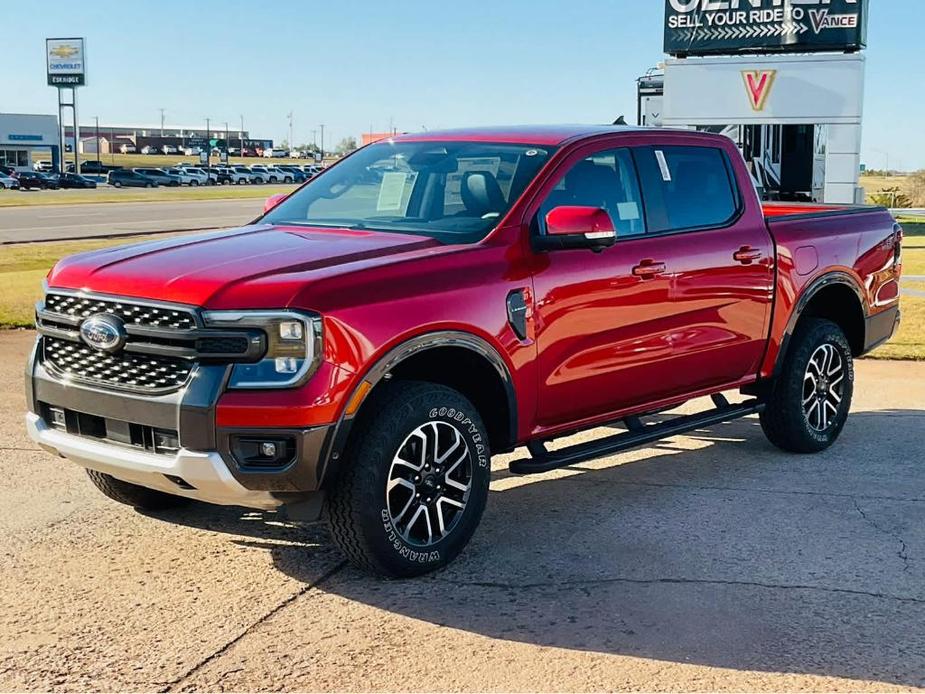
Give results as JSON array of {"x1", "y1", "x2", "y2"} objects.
[
  {"x1": 159, "y1": 560, "x2": 347, "y2": 692},
  {"x1": 429, "y1": 575, "x2": 925, "y2": 605},
  {"x1": 853, "y1": 497, "x2": 912, "y2": 574}
]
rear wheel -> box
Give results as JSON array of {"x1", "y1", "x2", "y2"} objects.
[
  {"x1": 112, "y1": 181, "x2": 122, "y2": 188},
  {"x1": 86, "y1": 470, "x2": 189, "y2": 511},
  {"x1": 760, "y1": 318, "x2": 854, "y2": 453},
  {"x1": 327, "y1": 381, "x2": 491, "y2": 578}
]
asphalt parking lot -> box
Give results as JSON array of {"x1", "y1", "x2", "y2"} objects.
[
  {"x1": 1, "y1": 329, "x2": 923, "y2": 692},
  {"x1": 0, "y1": 197, "x2": 269, "y2": 243}
]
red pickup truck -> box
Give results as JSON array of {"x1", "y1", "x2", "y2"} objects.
[{"x1": 26, "y1": 126, "x2": 902, "y2": 577}]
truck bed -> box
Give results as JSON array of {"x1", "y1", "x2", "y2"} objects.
[{"x1": 762, "y1": 201, "x2": 884, "y2": 220}]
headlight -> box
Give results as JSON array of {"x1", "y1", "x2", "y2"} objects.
[{"x1": 201, "y1": 310, "x2": 322, "y2": 389}]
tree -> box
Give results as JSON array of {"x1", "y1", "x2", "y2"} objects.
[
  {"x1": 334, "y1": 137, "x2": 358, "y2": 155},
  {"x1": 870, "y1": 186, "x2": 912, "y2": 209}
]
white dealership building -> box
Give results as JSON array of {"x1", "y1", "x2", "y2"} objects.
[{"x1": 0, "y1": 113, "x2": 60, "y2": 172}]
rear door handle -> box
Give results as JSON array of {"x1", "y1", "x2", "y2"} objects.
[
  {"x1": 734, "y1": 246, "x2": 763, "y2": 264},
  {"x1": 632, "y1": 260, "x2": 667, "y2": 278}
]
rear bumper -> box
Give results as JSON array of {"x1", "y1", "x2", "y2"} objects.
[
  {"x1": 26, "y1": 412, "x2": 281, "y2": 509},
  {"x1": 863, "y1": 305, "x2": 901, "y2": 354}
]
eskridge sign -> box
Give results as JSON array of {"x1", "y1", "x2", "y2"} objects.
[
  {"x1": 664, "y1": 0, "x2": 868, "y2": 56},
  {"x1": 46, "y1": 38, "x2": 86, "y2": 86}
]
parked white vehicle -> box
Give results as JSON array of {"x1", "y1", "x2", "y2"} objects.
[
  {"x1": 162, "y1": 167, "x2": 195, "y2": 185},
  {"x1": 181, "y1": 167, "x2": 209, "y2": 186},
  {"x1": 231, "y1": 166, "x2": 257, "y2": 183},
  {"x1": 183, "y1": 146, "x2": 201, "y2": 156},
  {"x1": 161, "y1": 144, "x2": 178, "y2": 155},
  {"x1": 264, "y1": 165, "x2": 294, "y2": 183},
  {"x1": 119, "y1": 144, "x2": 137, "y2": 154},
  {"x1": 33, "y1": 160, "x2": 53, "y2": 172},
  {"x1": 141, "y1": 145, "x2": 160, "y2": 155},
  {"x1": 262, "y1": 148, "x2": 290, "y2": 158},
  {"x1": 248, "y1": 165, "x2": 273, "y2": 183}
]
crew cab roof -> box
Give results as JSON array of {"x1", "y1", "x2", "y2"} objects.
[{"x1": 389, "y1": 124, "x2": 647, "y2": 146}]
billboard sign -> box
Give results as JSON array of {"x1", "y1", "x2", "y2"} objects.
[
  {"x1": 46, "y1": 38, "x2": 86, "y2": 86},
  {"x1": 664, "y1": 0, "x2": 868, "y2": 57}
]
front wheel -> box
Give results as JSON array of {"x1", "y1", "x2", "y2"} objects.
[
  {"x1": 327, "y1": 381, "x2": 491, "y2": 578},
  {"x1": 760, "y1": 318, "x2": 854, "y2": 453}
]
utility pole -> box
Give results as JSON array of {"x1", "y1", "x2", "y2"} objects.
[
  {"x1": 159, "y1": 108, "x2": 165, "y2": 137},
  {"x1": 205, "y1": 117, "x2": 211, "y2": 174},
  {"x1": 287, "y1": 111, "x2": 294, "y2": 150},
  {"x1": 95, "y1": 116, "x2": 100, "y2": 170},
  {"x1": 239, "y1": 114, "x2": 245, "y2": 155},
  {"x1": 319, "y1": 124, "x2": 325, "y2": 162}
]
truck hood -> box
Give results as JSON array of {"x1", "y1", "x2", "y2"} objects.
[{"x1": 47, "y1": 224, "x2": 442, "y2": 307}]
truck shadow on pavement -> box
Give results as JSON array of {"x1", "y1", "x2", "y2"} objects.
[{"x1": 163, "y1": 409, "x2": 925, "y2": 688}]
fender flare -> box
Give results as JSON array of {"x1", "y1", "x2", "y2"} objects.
[
  {"x1": 771, "y1": 271, "x2": 867, "y2": 378},
  {"x1": 317, "y1": 330, "x2": 518, "y2": 486}
]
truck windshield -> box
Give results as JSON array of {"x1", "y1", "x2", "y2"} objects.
[{"x1": 261, "y1": 140, "x2": 556, "y2": 243}]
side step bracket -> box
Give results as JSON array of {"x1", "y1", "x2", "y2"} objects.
[{"x1": 509, "y1": 399, "x2": 764, "y2": 476}]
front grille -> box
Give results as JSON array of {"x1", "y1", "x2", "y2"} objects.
[
  {"x1": 43, "y1": 337, "x2": 193, "y2": 392},
  {"x1": 196, "y1": 336, "x2": 249, "y2": 355},
  {"x1": 44, "y1": 293, "x2": 196, "y2": 330}
]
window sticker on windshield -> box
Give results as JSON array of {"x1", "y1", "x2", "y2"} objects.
[
  {"x1": 616, "y1": 202, "x2": 641, "y2": 221},
  {"x1": 654, "y1": 150, "x2": 672, "y2": 182},
  {"x1": 377, "y1": 172, "x2": 410, "y2": 211}
]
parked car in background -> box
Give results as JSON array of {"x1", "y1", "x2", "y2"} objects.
[
  {"x1": 180, "y1": 167, "x2": 209, "y2": 186},
  {"x1": 108, "y1": 169, "x2": 158, "y2": 188},
  {"x1": 241, "y1": 147, "x2": 258, "y2": 157},
  {"x1": 141, "y1": 146, "x2": 160, "y2": 155},
  {"x1": 15, "y1": 171, "x2": 59, "y2": 190},
  {"x1": 163, "y1": 168, "x2": 194, "y2": 185},
  {"x1": 263, "y1": 165, "x2": 294, "y2": 183},
  {"x1": 248, "y1": 165, "x2": 273, "y2": 183},
  {"x1": 231, "y1": 166, "x2": 256, "y2": 183},
  {"x1": 0, "y1": 165, "x2": 16, "y2": 176},
  {"x1": 0, "y1": 172, "x2": 20, "y2": 189},
  {"x1": 275, "y1": 165, "x2": 306, "y2": 182},
  {"x1": 133, "y1": 168, "x2": 181, "y2": 187},
  {"x1": 33, "y1": 160, "x2": 54, "y2": 172},
  {"x1": 119, "y1": 144, "x2": 137, "y2": 154},
  {"x1": 74, "y1": 160, "x2": 114, "y2": 175},
  {"x1": 183, "y1": 146, "x2": 202, "y2": 156},
  {"x1": 161, "y1": 144, "x2": 179, "y2": 155},
  {"x1": 263, "y1": 148, "x2": 290, "y2": 158},
  {"x1": 211, "y1": 167, "x2": 236, "y2": 185},
  {"x1": 57, "y1": 173, "x2": 97, "y2": 189}
]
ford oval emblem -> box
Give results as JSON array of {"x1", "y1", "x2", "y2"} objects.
[{"x1": 79, "y1": 314, "x2": 127, "y2": 353}]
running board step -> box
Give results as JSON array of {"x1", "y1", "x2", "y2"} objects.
[{"x1": 509, "y1": 399, "x2": 765, "y2": 475}]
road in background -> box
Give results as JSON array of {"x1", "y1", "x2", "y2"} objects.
[
  {"x1": 0, "y1": 198, "x2": 266, "y2": 243},
  {"x1": 1, "y1": 329, "x2": 923, "y2": 691}
]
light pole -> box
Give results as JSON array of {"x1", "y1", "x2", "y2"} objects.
[
  {"x1": 205, "y1": 117, "x2": 211, "y2": 174},
  {"x1": 95, "y1": 116, "x2": 100, "y2": 170},
  {"x1": 159, "y1": 108, "x2": 165, "y2": 137},
  {"x1": 319, "y1": 124, "x2": 325, "y2": 162},
  {"x1": 287, "y1": 111, "x2": 294, "y2": 151}
]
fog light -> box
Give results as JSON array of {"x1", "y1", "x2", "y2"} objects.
[
  {"x1": 260, "y1": 442, "x2": 277, "y2": 457},
  {"x1": 275, "y1": 357, "x2": 299, "y2": 373}
]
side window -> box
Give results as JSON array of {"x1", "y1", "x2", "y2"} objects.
[
  {"x1": 539, "y1": 148, "x2": 645, "y2": 237},
  {"x1": 635, "y1": 145, "x2": 738, "y2": 232}
]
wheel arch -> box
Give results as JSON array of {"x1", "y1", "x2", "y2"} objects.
[
  {"x1": 318, "y1": 330, "x2": 518, "y2": 486},
  {"x1": 773, "y1": 271, "x2": 867, "y2": 378}
]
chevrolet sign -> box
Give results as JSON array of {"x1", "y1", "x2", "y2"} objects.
[
  {"x1": 664, "y1": 0, "x2": 868, "y2": 57},
  {"x1": 46, "y1": 38, "x2": 86, "y2": 86}
]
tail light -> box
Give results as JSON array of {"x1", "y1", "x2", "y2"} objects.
[{"x1": 893, "y1": 222, "x2": 903, "y2": 270}]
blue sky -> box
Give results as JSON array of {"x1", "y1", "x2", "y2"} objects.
[{"x1": 3, "y1": 0, "x2": 922, "y2": 169}]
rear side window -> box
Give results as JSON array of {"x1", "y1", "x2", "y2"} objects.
[
  {"x1": 539, "y1": 148, "x2": 646, "y2": 237},
  {"x1": 635, "y1": 146, "x2": 738, "y2": 232}
]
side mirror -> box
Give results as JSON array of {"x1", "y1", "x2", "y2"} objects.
[
  {"x1": 533, "y1": 206, "x2": 617, "y2": 253},
  {"x1": 263, "y1": 193, "x2": 288, "y2": 213}
]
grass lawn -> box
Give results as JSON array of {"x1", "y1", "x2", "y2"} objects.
[
  {"x1": 1, "y1": 228, "x2": 923, "y2": 361},
  {"x1": 0, "y1": 183, "x2": 298, "y2": 208}
]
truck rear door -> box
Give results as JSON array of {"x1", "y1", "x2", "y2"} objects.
[{"x1": 633, "y1": 143, "x2": 774, "y2": 392}]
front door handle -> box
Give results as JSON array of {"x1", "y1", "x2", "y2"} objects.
[
  {"x1": 632, "y1": 259, "x2": 667, "y2": 278},
  {"x1": 734, "y1": 246, "x2": 763, "y2": 264}
]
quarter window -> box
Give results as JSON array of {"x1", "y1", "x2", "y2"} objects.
[
  {"x1": 539, "y1": 148, "x2": 646, "y2": 237},
  {"x1": 636, "y1": 146, "x2": 738, "y2": 232}
]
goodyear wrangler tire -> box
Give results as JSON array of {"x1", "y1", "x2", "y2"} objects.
[
  {"x1": 327, "y1": 381, "x2": 491, "y2": 578},
  {"x1": 86, "y1": 469, "x2": 189, "y2": 511},
  {"x1": 760, "y1": 318, "x2": 854, "y2": 453}
]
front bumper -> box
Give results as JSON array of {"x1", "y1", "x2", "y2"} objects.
[
  {"x1": 26, "y1": 412, "x2": 281, "y2": 509},
  {"x1": 26, "y1": 337, "x2": 334, "y2": 509}
]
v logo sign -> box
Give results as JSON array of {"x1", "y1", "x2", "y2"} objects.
[
  {"x1": 742, "y1": 70, "x2": 777, "y2": 112},
  {"x1": 809, "y1": 8, "x2": 829, "y2": 33}
]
